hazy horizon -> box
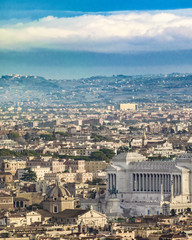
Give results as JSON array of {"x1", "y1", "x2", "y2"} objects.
[{"x1": 1, "y1": 1, "x2": 192, "y2": 79}]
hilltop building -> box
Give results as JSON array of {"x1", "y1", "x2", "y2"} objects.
[{"x1": 119, "y1": 103, "x2": 138, "y2": 111}]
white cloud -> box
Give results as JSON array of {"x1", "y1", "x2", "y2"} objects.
[{"x1": 1, "y1": 10, "x2": 192, "y2": 52}]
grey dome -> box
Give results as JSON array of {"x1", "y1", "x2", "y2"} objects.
[{"x1": 46, "y1": 183, "x2": 72, "y2": 199}]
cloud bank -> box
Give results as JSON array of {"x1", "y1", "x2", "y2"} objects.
[{"x1": 1, "y1": 10, "x2": 192, "y2": 53}]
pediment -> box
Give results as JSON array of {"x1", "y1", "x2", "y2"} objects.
[{"x1": 105, "y1": 164, "x2": 120, "y2": 172}]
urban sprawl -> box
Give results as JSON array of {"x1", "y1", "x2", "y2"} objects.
[{"x1": 1, "y1": 74, "x2": 192, "y2": 239}]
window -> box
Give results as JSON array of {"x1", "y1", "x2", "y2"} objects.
[{"x1": 53, "y1": 205, "x2": 58, "y2": 213}]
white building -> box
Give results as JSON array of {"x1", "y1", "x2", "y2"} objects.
[
  {"x1": 26, "y1": 211, "x2": 42, "y2": 225},
  {"x1": 153, "y1": 141, "x2": 185, "y2": 157},
  {"x1": 106, "y1": 152, "x2": 192, "y2": 216},
  {"x1": 31, "y1": 166, "x2": 51, "y2": 181}
]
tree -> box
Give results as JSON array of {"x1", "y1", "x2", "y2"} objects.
[
  {"x1": 170, "y1": 209, "x2": 176, "y2": 216},
  {"x1": 7, "y1": 132, "x2": 20, "y2": 140},
  {"x1": 91, "y1": 133, "x2": 111, "y2": 142},
  {"x1": 24, "y1": 132, "x2": 30, "y2": 140},
  {"x1": 117, "y1": 146, "x2": 130, "y2": 154},
  {"x1": 21, "y1": 168, "x2": 37, "y2": 182},
  {"x1": 86, "y1": 178, "x2": 103, "y2": 185},
  {"x1": 100, "y1": 148, "x2": 115, "y2": 159},
  {"x1": 90, "y1": 151, "x2": 107, "y2": 161},
  {"x1": 187, "y1": 207, "x2": 191, "y2": 213},
  {"x1": 40, "y1": 134, "x2": 56, "y2": 141}
]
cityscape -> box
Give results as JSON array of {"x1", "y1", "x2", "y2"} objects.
[{"x1": 1, "y1": 0, "x2": 192, "y2": 239}]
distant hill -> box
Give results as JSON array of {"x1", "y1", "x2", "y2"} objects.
[{"x1": 1, "y1": 73, "x2": 192, "y2": 105}]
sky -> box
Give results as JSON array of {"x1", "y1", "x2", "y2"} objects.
[{"x1": 1, "y1": 0, "x2": 192, "y2": 79}]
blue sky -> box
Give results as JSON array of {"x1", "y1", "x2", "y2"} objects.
[
  {"x1": 1, "y1": 0, "x2": 192, "y2": 12},
  {"x1": 1, "y1": 0, "x2": 192, "y2": 79}
]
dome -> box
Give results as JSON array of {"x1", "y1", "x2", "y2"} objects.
[{"x1": 46, "y1": 182, "x2": 72, "y2": 199}]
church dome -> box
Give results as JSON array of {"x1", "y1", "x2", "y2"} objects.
[{"x1": 46, "y1": 182, "x2": 72, "y2": 199}]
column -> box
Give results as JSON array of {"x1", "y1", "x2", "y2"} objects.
[
  {"x1": 151, "y1": 174, "x2": 153, "y2": 191},
  {"x1": 159, "y1": 174, "x2": 162, "y2": 192},
  {"x1": 154, "y1": 174, "x2": 156, "y2": 192},
  {"x1": 157, "y1": 174, "x2": 159, "y2": 192},
  {"x1": 149, "y1": 174, "x2": 151, "y2": 191},
  {"x1": 144, "y1": 174, "x2": 146, "y2": 191},
  {"x1": 177, "y1": 175, "x2": 180, "y2": 194},
  {"x1": 133, "y1": 174, "x2": 135, "y2": 191},
  {"x1": 164, "y1": 174, "x2": 166, "y2": 192},
  {"x1": 169, "y1": 174, "x2": 171, "y2": 193},
  {"x1": 139, "y1": 174, "x2": 141, "y2": 191},
  {"x1": 143, "y1": 174, "x2": 145, "y2": 191},
  {"x1": 137, "y1": 174, "x2": 139, "y2": 191},
  {"x1": 173, "y1": 175, "x2": 176, "y2": 195},
  {"x1": 108, "y1": 174, "x2": 110, "y2": 190},
  {"x1": 179, "y1": 175, "x2": 182, "y2": 194},
  {"x1": 149, "y1": 174, "x2": 152, "y2": 191},
  {"x1": 156, "y1": 174, "x2": 158, "y2": 192},
  {"x1": 167, "y1": 174, "x2": 169, "y2": 192},
  {"x1": 114, "y1": 174, "x2": 116, "y2": 189}
]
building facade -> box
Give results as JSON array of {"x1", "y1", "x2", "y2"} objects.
[{"x1": 106, "y1": 152, "x2": 192, "y2": 216}]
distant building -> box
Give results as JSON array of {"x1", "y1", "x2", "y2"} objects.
[
  {"x1": 52, "y1": 206, "x2": 107, "y2": 228},
  {"x1": 59, "y1": 147, "x2": 93, "y2": 156},
  {"x1": 2, "y1": 159, "x2": 26, "y2": 175},
  {"x1": 0, "y1": 191, "x2": 13, "y2": 210},
  {"x1": 85, "y1": 161, "x2": 109, "y2": 172},
  {"x1": 0, "y1": 172, "x2": 13, "y2": 183},
  {"x1": 14, "y1": 197, "x2": 30, "y2": 209},
  {"x1": 120, "y1": 103, "x2": 138, "y2": 111}
]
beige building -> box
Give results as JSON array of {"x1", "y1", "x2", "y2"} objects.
[
  {"x1": 26, "y1": 211, "x2": 42, "y2": 225},
  {"x1": 85, "y1": 161, "x2": 109, "y2": 172},
  {"x1": 31, "y1": 166, "x2": 51, "y2": 180},
  {"x1": 0, "y1": 172, "x2": 13, "y2": 183},
  {"x1": 59, "y1": 147, "x2": 93, "y2": 156},
  {"x1": 61, "y1": 172, "x2": 93, "y2": 183},
  {"x1": 0, "y1": 191, "x2": 13, "y2": 210},
  {"x1": 52, "y1": 206, "x2": 107, "y2": 228},
  {"x1": 2, "y1": 159, "x2": 26, "y2": 175},
  {"x1": 120, "y1": 103, "x2": 138, "y2": 111},
  {"x1": 42, "y1": 182, "x2": 74, "y2": 213},
  {"x1": 65, "y1": 159, "x2": 85, "y2": 173}
]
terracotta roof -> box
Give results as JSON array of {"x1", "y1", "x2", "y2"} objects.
[
  {"x1": 0, "y1": 192, "x2": 12, "y2": 197},
  {"x1": 14, "y1": 197, "x2": 29, "y2": 201},
  {"x1": 36, "y1": 209, "x2": 53, "y2": 217},
  {"x1": 0, "y1": 172, "x2": 12, "y2": 175},
  {"x1": 54, "y1": 209, "x2": 88, "y2": 218}
]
